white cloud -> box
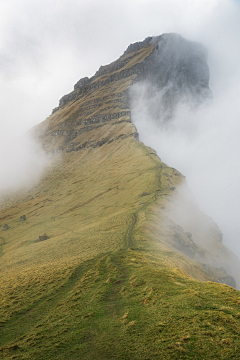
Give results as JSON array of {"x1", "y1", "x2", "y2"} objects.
[
  {"x1": 0, "y1": 132, "x2": 51, "y2": 196},
  {"x1": 129, "y1": 0, "x2": 240, "y2": 258}
]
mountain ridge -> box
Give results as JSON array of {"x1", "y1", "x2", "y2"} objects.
[
  {"x1": 1, "y1": 33, "x2": 240, "y2": 359},
  {"x1": 31, "y1": 33, "x2": 240, "y2": 289}
]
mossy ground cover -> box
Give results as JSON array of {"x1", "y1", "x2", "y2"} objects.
[
  {"x1": 1, "y1": 135, "x2": 238, "y2": 359},
  {"x1": 1, "y1": 135, "x2": 239, "y2": 359},
  {"x1": 1, "y1": 248, "x2": 240, "y2": 359}
]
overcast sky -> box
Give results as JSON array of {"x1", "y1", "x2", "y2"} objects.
[
  {"x1": 1, "y1": 0, "x2": 240, "y2": 258},
  {"x1": 1, "y1": 0, "x2": 239, "y2": 139}
]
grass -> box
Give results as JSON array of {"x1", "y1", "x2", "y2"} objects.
[
  {"x1": 1, "y1": 43, "x2": 240, "y2": 359},
  {"x1": 1, "y1": 137, "x2": 239, "y2": 359},
  {"x1": 0, "y1": 137, "x2": 165, "y2": 323},
  {"x1": 1, "y1": 248, "x2": 240, "y2": 359}
]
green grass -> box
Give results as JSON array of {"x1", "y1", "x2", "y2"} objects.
[
  {"x1": 1, "y1": 248, "x2": 240, "y2": 359},
  {"x1": 1, "y1": 137, "x2": 237, "y2": 359},
  {"x1": 1, "y1": 43, "x2": 240, "y2": 359}
]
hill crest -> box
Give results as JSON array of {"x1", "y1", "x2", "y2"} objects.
[{"x1": 1, "y1": 33, "x2": 240, "y2": 359}]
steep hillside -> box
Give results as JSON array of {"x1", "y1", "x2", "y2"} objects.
[{"x1": 1, "y1": 34, "x2": 240, "y2": 359}]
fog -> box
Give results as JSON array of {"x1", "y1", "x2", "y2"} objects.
[
  {"x1": 0, "y1": 0, "x2": 240, "y2": 256},
  {"x1": 0, "y1": 133, "x2": 51, "y2": 198},
  {"x1": 129, "y1": 2, "x2": 240, "y2": 259}
]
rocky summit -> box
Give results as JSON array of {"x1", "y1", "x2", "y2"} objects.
[{"x1": 1, "y1": 34, "x2": 240, "y2": 359}]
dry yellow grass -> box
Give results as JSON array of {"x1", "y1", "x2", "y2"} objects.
[
  {"x1": 1, "y1": 40, "x2": 240, "y2": 359},
  {"x1": 0, "y1": 132, "x2": 232, "y2": 326},
  {"x1": 0, "y1": 136, "x2": 166, "y2": 320}
]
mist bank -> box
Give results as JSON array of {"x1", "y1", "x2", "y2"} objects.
[
  {"x1": 129, "y1": 34, "x2": 240, "y2": 259},
  {"x1": 0, "y1": 132, "x2": 51, "y2": 199}
]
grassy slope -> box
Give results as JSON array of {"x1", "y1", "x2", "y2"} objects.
[
  {"x1": 1, "y1": 138, "x2": 240, "y2": 359},
  {"x1": 1, "y1": 44, "x2": 240, "y2": 359}
]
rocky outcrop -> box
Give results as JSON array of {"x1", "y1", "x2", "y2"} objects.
[
  {"x1": 46, "y1": 33, "x2": 212, "y2": 156},
  {"x1": 57, "y1": 38, "x2": 154, "y2": 108},
  {"x1": 2, "y1": 224, "x2": 10, "y2": 230},
  {"x1": 74, "y1": 77, "x2": 90, "y2": 90},
  {"x1": 129, "y1": 33, "x2": 212, "y2": 122},
  {"x1": 218, "y1": 275, "x2": 236, "y2": 288},
  {"x1": 57, "y1": 34, "x2": 211, "y2": 118},
  {"x1": 123, "y1": 36, "x2": 153, "y2": 56},
  {"x1": 147, "y1": 34, "x2": 210, "y2": 95},
  {"x1": 39, "y1": 233, "x2": 49, "y2": 242},
  {"x1": 52, "y1": 107, "x2": 59, "y2": 114},
  {"x1": 172, "y1": 230, "x2": 197, "y2": 259},
  {"x1": 201, "y1": 264, "x2": 237, "y2": 288}
]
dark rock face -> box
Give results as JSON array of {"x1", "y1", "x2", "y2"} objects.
[
  {"x1": 2, "y1": 224, "x2": 10, "y2": 230},
  {"x1": 50, "y1": 33, "x2": 211, "y2": 153},
  {"x1": 202, "y1": 264, "x2": 237, "y2": 288},
  {"x1": 148, "y1": 34, "x2": 210, "y2": 94},
  {"x1": 52, "y1": 106, "x2": 59, "y2": 114},
  {"x1": 19, "y1": 215, "x2": 26, "y2": 221},
  {"x1": 74, "y1": 77, "x2": 90, "y2": 90},
  {"x1": 123, "y1": 36, "x2": 153, "y2": 56},
  {"x1": 172, "y1": 231, "x2": 197, "y2": 259},
  {"x1": 218, "y1": 276, "x2": 236, "y2": 288},
  {"x1": 39, "y1": 233, "x2": 49, "y2": 242},
  {"x1": 141, "y1": 192, "x2": 150, "y2": 197},
  {"x1": 56, "y1": 33, "x2": 210, "y2": 116},
  {"x1": 57, "y1": 38, "x2": 154, "y2": 108},
  {"x1": 130, "y1": 33, "x2": 212, "y2": 122}
]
